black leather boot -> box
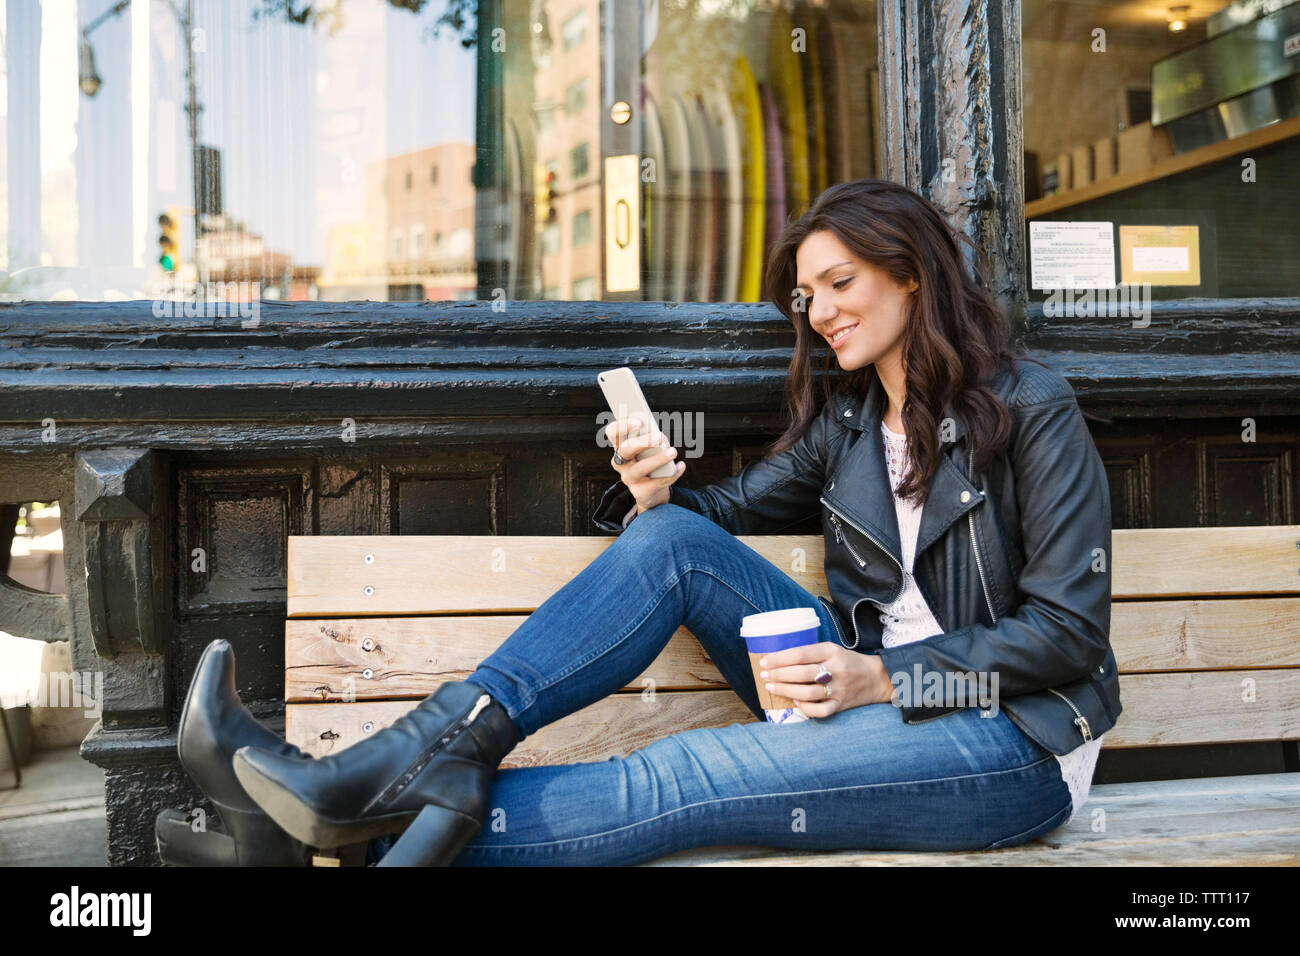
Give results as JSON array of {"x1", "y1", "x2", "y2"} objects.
[
  {"x1": 155, "y1": 808, "x2": 240, "y2": 866},
  {"x1": 232, "y1": 680, "x2": 518, "y2": 855},
  {"x1": 164, "y1": 638, "x2": 314, "y2": 867}
]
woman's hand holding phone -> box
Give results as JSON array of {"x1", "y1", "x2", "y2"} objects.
[{"x1": 604, "y1": 416, "x2": 685, "y2": 518}]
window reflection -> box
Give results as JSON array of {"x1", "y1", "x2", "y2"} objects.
[{"x1": 1, "y1": 0, "x2": 881, "y2": 304}]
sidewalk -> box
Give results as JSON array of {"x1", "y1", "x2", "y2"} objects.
[{"x1": 0, "y1": 744, "x2": 107, "y2": 866}]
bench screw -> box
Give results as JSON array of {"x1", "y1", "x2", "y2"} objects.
[
  {"x1": 362, "y1": 638, "x2": 374, "y2": 651},
  {"x1": 363, "y1": 585, "x2": 374, "y2": 596},
  {"x1": 362, "y1": 721, "x2": 374, "y2": 734},
  {"x1": 364, "y1": 553, "x2": 374, "y2": 564},
  {"x1": 362, "y1": 668, "x2": 373, "y2": 680}
]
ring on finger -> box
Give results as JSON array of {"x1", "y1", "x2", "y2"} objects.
[{"x1": 813, "y1": 664, "x2": 832, "y2": 685}]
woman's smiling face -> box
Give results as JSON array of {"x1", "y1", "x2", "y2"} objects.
[{"x1": 794, "y1": 229, "x2": 917, "y2": 373}]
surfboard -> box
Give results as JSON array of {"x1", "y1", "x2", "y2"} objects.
[
  {"x1": 799, "y1": 3, "x2": 829, "y2": 200},
  {"x1": 728, "y1": 55, "x2": 765, "y2": 302},
  {"x1": 685, "y1": 93, "x2": 717, "y2": 301},
  {"x1": 664, "y1": 93, "x2": 694, "y2": 303},
  {"x1": 760, "y1": 81, "x2": 786, "y2": 266},
  {"x1": 703, "y1": 84, "x2": 742, "y2": 303},
  {"x1": 768, "y1": 5, "x2": 810, "y2": 216}
]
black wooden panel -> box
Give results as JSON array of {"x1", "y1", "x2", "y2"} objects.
[
  {"x1": 380, "y1": 459, "x2": 504, "y2": 536},
  {"x1": 1202, "y1": 438, "x2": 1294, "y2": 526},
  {"x1": 318, "y1": 461, "x2": 377, "y2": 536},
  {"x1": 176, "y1": 463, "x2": 311, "y2": 613},
  {"x1": 508, "y1": 456, "x2": 564, "y2": 536},
  {"x1": 1097, "y1": 436, "x2": 1154, "y2": 531}
]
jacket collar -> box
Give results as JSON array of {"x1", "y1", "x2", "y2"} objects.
[
  {"x1": 831, "y1": 368, "x2": 967, "y2": 446},
  {"x1": 825, "y1": 367, "x2": 982, "y2": 568}
]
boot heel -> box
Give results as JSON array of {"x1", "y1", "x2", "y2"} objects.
[
  {"x1": 214, "y1": 800, "x2": 314, "y2": 866},
  {"x1": 376, "y1": 803, "x2": 482, "y2": 867}
]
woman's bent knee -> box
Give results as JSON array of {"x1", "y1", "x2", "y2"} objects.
[{"x1": 619, "y1": 502, "x2": 728, "y2": 552}]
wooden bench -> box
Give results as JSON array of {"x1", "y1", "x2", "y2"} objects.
[{"x1": 283, "y1": 526, "x2": 1300, "y2": 865}]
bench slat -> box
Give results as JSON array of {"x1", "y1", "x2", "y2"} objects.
[
  {"x1": 286, "y1": 691, "x2": 755, "y2": 766},
  {"x1": 1112, "y1": 525, "x2": 1300, "y2": 598},
  {"x1": 287, "y1": 535, "x2": 826, "y2": 618},
  {"x1": 644, "y1": 772, "x2": 1300, "y2": 866},
  {"x1": 286, "y1": 526, "x2": 1300, "y2": 617},
  {"x1": 284, "y1": 667, "x2": 1300, "y2": 760},
  {"x1": 286, "y1": 616, "x2": 723, "y2": 703},
  {"x1": 1112, "y1": 598, "x2": 1300, "y2": 671},
  {"x1": 284, "y1": 600, "x2": 1300, "y2": 703}
]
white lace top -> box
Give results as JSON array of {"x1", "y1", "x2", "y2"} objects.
[{"x1": 875, "y1": 418, "x2": 1103, "y2": 825}]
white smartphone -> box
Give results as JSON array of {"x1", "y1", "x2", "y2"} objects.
[{"x1": 598, "y1": 367, "x2": 678, "y2": 479}]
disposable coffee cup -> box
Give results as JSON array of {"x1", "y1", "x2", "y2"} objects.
[{"x1": 740, "y1": 607, "x2": 821, "y2": 724}]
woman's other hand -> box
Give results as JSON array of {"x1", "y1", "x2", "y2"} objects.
[{"x1": 757, "y1": 642, "x2": 896, "y2": 717}]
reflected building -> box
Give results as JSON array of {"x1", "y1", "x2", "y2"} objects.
[{"x1": 318, "y1": 142, "x2": 477, "y2": 301}]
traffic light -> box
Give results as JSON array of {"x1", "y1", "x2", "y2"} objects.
[
  {"x1": 534, "y1": 164, "x2": 557, "y2": 225},
  {"x1": 158, "y1": 209, "x2": 181, "y2": 273}
]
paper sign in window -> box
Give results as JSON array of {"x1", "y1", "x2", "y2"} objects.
[
  {"x1": 1028, "y1": 221, "x2": 1116, "y2": 289},
  {"x1": 1120, "y1": 225, "x2": 1200, "y2": 286}
]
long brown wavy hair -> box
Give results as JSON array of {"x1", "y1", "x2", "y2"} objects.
[{"x1": 761, "y1": 178, "x2": 1031, "y2": 507}]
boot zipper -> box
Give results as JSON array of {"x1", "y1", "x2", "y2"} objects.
[
  {"x1": 1047, "y1": 687, "x2": 1093, "y2": 742},
  {"x1": 372, "y1": 693, "x2": 493, "y2": 808},
  {"x1": 967, "y1": 442, "x2": 998, "y2": 625}
]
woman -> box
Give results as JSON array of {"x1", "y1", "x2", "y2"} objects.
[{"x1": 179, "y1": 178, "x2": 1119, "y2": 866}]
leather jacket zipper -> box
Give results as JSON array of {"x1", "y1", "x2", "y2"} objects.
[
  {"x1": 828, "y1": 512, "x2": 869, "y2": 568},
  {"x1": 820, "y1": 496, "x2": 905, "y2": 652},
  {"x1": 967, "y1": 442, "x2": 998, "y2": 625},
  {"x1": 821, "y1": 496, "x2": 905, "y2": 598},
  {"x1": 817, "y1": 595, "x2": 854, "y2": 649},
  {"x1": 1047, "y1": 687, "x2": 1093, "y2": 742}
]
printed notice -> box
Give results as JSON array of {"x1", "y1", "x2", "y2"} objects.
[
  {"x1": 1029, "y1": 221, "x2": 1116, "y2": 289},
  {"x1": 1119, "y1": 224, "x2": 1200, "y2": 286}
]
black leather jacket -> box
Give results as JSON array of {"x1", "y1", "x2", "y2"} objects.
[{"x1": 592, "y1": 357, "x2": 1121, "y2": 756}]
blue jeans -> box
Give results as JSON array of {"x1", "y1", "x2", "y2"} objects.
[{"x1": 399, "y1": 502, "x2": 1072, "y2": 865}]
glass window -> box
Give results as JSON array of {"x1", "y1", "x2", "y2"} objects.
[
  {"x1": 562, "y1": 9, "x2": 587, "y2": 52},
  {"x1": 573, "y1": 209, "x2": 593, "y2": 246},
  {"x1": 564, "y1": 77, "x2": 587, "y2": 117},
  {"x1": 572, "y1": 275, "x2": 596, "y2": 299},
  {"x1": 1023, "y1": 0, "x2": 1300, "y2": 302},
  {"x1": 541, "y1": 222, "x2": 560, "y2": 257},
  {"x1": 1, "y1": 0, "x2": 882, "y2": 303},
  {"x1": 570, "y1": 142, "x2": 590, "y2": 181}
]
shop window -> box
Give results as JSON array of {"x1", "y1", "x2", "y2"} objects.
[
  {"x1": 3, "y1": 0, "x2": 882, "y2": 304},
  {"x1": 1022, "y1": 0, "x2": 1300, "y2": 303}
]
